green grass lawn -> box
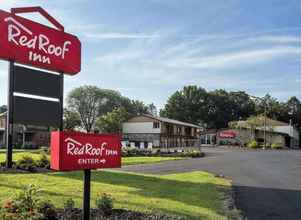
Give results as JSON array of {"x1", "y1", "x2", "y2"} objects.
[
  {"x1": 0, "y1": 170, "x2": 230, "y2": 220},
  {"x1": 122, "y1": 156, "x2": 182, "y2": 165},
  {"x1": 0, "y1": 150, "x2": 181, "y2": 166},
  {"x1": 0, "y1": 150, "x2": 42, "y2": 162}
]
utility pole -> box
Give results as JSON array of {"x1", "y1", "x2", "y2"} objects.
[
  {"x1": 263, "y1": 100, "x2": 267, "y2": 149},
  {"x1": 250, "y1": 95, "x2": 267, "y2": 149}
]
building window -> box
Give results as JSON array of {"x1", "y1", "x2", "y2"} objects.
[{"x1": 153, "y1": 122, "x2": 160, "y2": 128}]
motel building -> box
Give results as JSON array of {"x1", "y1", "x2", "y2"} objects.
[
  {"x1": 200, "y1": 117, "x2": 300, "y2": 148},
  {"x1": 0, "y1": 112, "x2": 50, "y2": 149},
  {"x1": 122, "y1": 114, "x2": 202, "y2": 150}
]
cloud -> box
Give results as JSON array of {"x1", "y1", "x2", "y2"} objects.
[
  {"x1": 85, "y1": 32, "x2": 161, "y2": 39},
  {"x1": 164, "y1": 47, "x2": 301, "y2": 69},
  {"x1": 94, "y1": 51, "x2": 144, "y2": 63}
]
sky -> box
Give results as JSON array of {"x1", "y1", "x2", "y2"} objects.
[{"x1": 1, "y1": 0, "x2": 301, "y2": 109}]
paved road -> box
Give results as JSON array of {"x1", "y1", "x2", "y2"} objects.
[{"x1": 121, "y1": 147, "x2": 301, "y2": 220}]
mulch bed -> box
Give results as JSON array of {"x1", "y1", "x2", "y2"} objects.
[
  {"x1": 0, "y1": 166, "x2": 51, "y2": 173},
  {"x1": 56, "y1": 208, "x2": 184, "y2": 220}
]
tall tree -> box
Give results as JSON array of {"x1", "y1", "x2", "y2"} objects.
[
  {"x1": 129, "y1": 100, "x2": 150, "y2": 116},
  {"x1": 96, "y1": 107, "x2": 129, "y2": 133},
  {"x1": 147, "y1": 103, "x2": 157, "y2": 116},
  {"x1": 0, "y1": 105, "x2": 7, "y2": 114},
  {"x1": 63, "y1": 108, "x2": 81, "y2": 130},
  {"x1": 160, "y1": 85, "x2": 208, "y2": 125},
  {"x1": 285, "y1": 96, "x2": 301, "y2": 128},
  {"x1": 67, "y1": 86, "x2": 105, "y2": 132}
]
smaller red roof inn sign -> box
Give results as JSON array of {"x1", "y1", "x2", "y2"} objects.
[
  {"x1": 51, "y1": 132, "x2": 121, "y2": 171},
  {"x1": 0, "y1": 8, "x2": 81, "y2": 75},
  {"x1": 218, "y1": 131, "x2": 236, "y2": 139}
]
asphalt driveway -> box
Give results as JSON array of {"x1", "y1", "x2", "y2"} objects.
[{"x1": 121, "y1": 147, "x2": 301, "y2": 220}]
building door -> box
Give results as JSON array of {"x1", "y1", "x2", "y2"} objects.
[{"x1": 284, "y1": 136, "x2": 291, "y2": 148}]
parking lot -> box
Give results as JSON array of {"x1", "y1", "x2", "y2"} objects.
[{"x1": 122, "y1": 147, "x2": 301, "y2": 220}]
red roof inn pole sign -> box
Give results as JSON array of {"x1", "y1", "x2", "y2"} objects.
[
  {"x1": 51, "y1": 132, "x2": 121, "y2": 171},
  {"x1": 50, "y1": 132, "x2": 121, "y2": 220},
  {"x1": 0, "y1": 7, "x2": 81, "y2": 74}
]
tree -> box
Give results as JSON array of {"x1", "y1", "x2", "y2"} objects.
[
  {"x1": 63, "y1": 108, "x2": 81, "y2": 130},
  {"x1": 207, "y1": 90, "x2": 255, "y2": 128},
  {"x1": 147, "y1": 103, "x2": 157, "y2": 116},
  {"x1": 96, "y1": 108, "x2": 129, "y2": 133},
  {"x1": 95, "y1": 89, "x2": 150, "y2": 117},
  {"x1": 161, "y1": 86, "x2": 256, "y2": 129},
  {"x1": 67, "y1": 86, "x2": 105, "y2": 132},
  {"x1": 129, "y1": 100, "x2": 149, "y2": 116},
  {"x1": 285, "y1": 97, "x2": 301, "y2": 128},
  {"x1": 160, "y1": 85, "x2": 209, "y2": 125},
  {"x1": 0, "y1": 105, "x2": 7, "y2": 114}
]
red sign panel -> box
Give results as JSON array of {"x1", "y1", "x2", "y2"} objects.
[
  {"x1": 51, "y1": 132, "x2": 121, "y2": 171},
  {"x1": 218, "y1": 131, "x2": 236, "y2": 138},
  {"x1": 0, "y1": 9, "x2": 81, "y2": 75}
]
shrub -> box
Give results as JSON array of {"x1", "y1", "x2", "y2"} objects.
[
  {"x1": 271, "y1": 143, "x2": 283, "y2": 149},
  {"x1": 127, "y1": 147, "x2": 138, "y2": 156},
  {"x1": 95, "y1": 193, "x2": 113, "y2": 216},
  {"x1": 189, "y1": 150, "x2": 204, "y2": 158},
  {"x1": 121, "y1": 148, "x2": 129, "y2": 157},
  {"x1": 37, "y1": 200, "x2": 57, "y2": 220},
  {"x1": 154, "y1": 149, "x2": 161, "y2": 156},
  {"x1": 15, "y1": 184, "x2": 41, "y2": 211},
  {"x1": 247, "y1": 140, "x2": 259, "y2": 149},
  {"x1": 0, "y1": 184, "x2": 42, "y2": 220},
  {"x1": 63, "y1": 198, "x2": 75, "y2": 210},
  {"x1": 178, "y1": 150, "x2": 204, "y2": 158},
  {"x1": 40, "y1": 146, "x2": 50, "y2": 154},
  {"x1": 36, "y1": 153, "x2": 50, "y2": 169},
  {"x1": 16, "y1": 156, "x2": 37, "y2": 172}
]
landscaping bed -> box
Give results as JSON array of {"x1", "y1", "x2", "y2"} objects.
[
  {"x1": 0, "y1": 171, "x2": 231, "y2": 220},
  {"x1": 56, "y1": 208, "x2": 183, "y2": 220},
  {"x1": 0, "y1": 148, "x2": 205, "y2": 172}
]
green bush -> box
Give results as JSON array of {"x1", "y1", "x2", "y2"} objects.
[
  {"x1": 271, "y1": 143, "x2": 283, "y2": 149},
  {"x1": 0, "y1": 185, "x2": 58, "y2": 220},
  {"x1": 0, "y1": 184, "x2": 42, "y2": 220},
  {"x1": 39, "y1": 146, "x2": 50, "y2": 154},
  {"x1": 36, "y1": 153, "x2": 50, "y2": 169},
  {"x1": 121, "y1": 148, "x2": 129, "y2": 157},
  {"x1": 37, "y1": 200, "x2": 57, "y2": 220},
  {"x1": 179, "y1": 150, "x2": 204, "y2": 158},
  {"x1": 16, "y1": 156, "x2": 37, "y2": 172},
  {"x1": 247, "y1": 140, "x2": 259, "y2": 149},
  {"x1": 95, "y1": 193, "x2": 113, "y2": 216},
  {"x1": 121, "y1": 147, "x2": 139, "y2": 157},
  {"x1": 63, "y1": 198, "x2": 75, "y2": 210}
]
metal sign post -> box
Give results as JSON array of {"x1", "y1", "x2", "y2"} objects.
[
  {"x1": 83, "y1": 169, "x2": 91, "y2": 220},
  {"x1": 50, "y1": 132, "x2": 121, "y2": 220},
  {"x1": 6, "y1": 61, "x2": 14, "y2": 168}
]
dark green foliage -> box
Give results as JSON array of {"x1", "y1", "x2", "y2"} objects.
[
  {"x1": 36, "y1": 153, "x2": 50, "y2": 169},
  {"x1": 247, "y1": 140, "x2": 259, "y2": 149},
  {"x1": 63, "y1": 108, "x2": 81, "y2": 131},
  {"x1": 0, "y1": 105, "x2": 7, "y2": 114},
  {"x1": 63, "y1": 198, "x2": 75, "y2": 211},
  {"x1": 95, "y1": 193, "x2": 114, "y2": 216},
  {"x1": 96, "y1": 107, "x2": 129, "y2": 133},
  {"x1": 0, "y1": 184, "x2": 41, "y2": 220},
  {"x1": 66, "y1": 86, "x2": 153, "y2": 132},
  {"x1": 16, "y1": 156, "x2": 37, "y2": 172},
  {"x1": 161, "y1": 86, "x2": 301, "y2": 132},
  {"x1": 271, "y1": 143, "x2": 283, "y2": 149},
  {"x1": 37, "y1": 200, "x2": 57, "y2": 220}
]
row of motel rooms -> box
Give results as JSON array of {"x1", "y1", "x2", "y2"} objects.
[{"x1": 0, "y1": 112, "x2": 300, "y2": 149}]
